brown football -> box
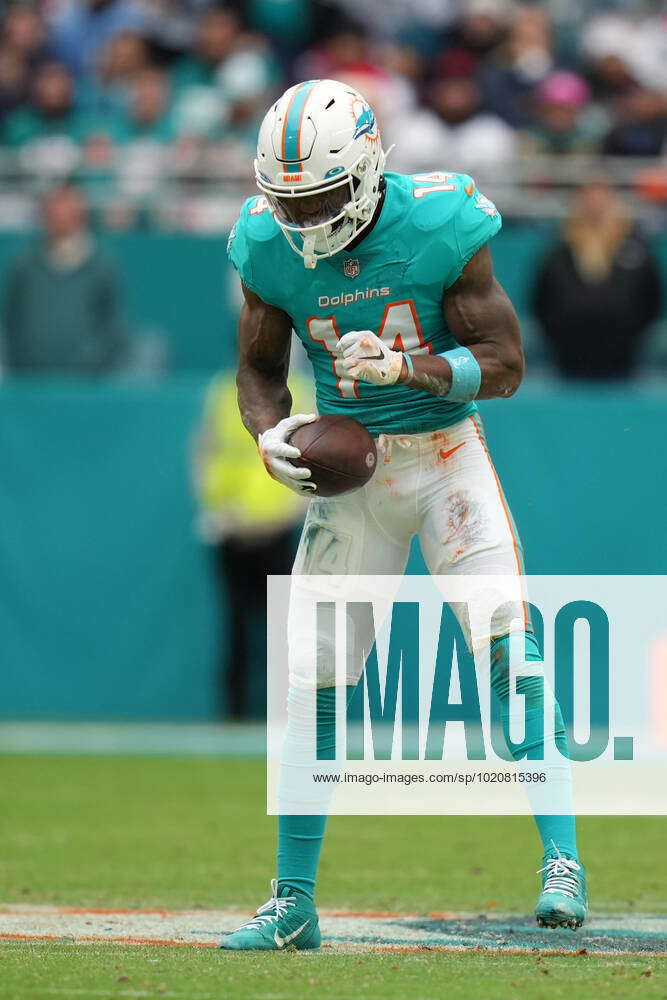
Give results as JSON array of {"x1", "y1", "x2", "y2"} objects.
[{"x1": 289, "y1": 414, "x2": 377, "y2": 497}]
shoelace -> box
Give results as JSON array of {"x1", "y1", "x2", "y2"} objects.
[
  {"x1": 536, "y1": 843, "x2": 582, "y2": 898},
  {"x1": 233, "y1": 879, "x2": 296, "y2": 931}
]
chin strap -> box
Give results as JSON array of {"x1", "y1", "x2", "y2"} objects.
[
  {"x1": 302, "y1": 234, "x2": 317, "y2": 269},
  {"x1": 299, "y1": 187, "x2": 378, "y2": 269}
]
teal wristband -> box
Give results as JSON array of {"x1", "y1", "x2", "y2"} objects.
[
  {"x1": 402, "y1": 352, "x2": 414, "y2": 383},
  {"x1": 438, "y1": 347, "x2": 481, "y2": 402}
]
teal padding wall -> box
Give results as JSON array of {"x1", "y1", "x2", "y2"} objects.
[
  {"x1": 0, "y1": 226, "x2": 663, "y2": 372},
  {"x1": 0, "y1": 233, "x2": 234, "y2": 371},
  {"x1": 0, "y1": 381, "x2": 665, "y2": 719},
  {"x1": 0, "y1": 378, "x2": 221, "y2": 719},
  {"x1": 0, "y1": 221, "x2": 666, "y2": 719}
]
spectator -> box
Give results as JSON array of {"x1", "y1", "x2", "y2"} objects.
[
  {"x1": 328, "y1": 0, "x2": 456, "y2": 52},
  {"x1": 532, "y1": 181, "x2": 662, "y2": 380},
  {"x1": 444, "y1": 0, "x2": 510, "y2": 66},
  {"x1": 521, "y1": 71, "x2": 596, "y2": 155},
  {"x1": 629, "y1": 12, "x2": 667, "y2": 94},
  {"x1": 118, "y1": 65, "x2": 172, "y2": 141},
  {"x1": 110, "y1": 67, "x2": 174, "y2": 204},
  {"x1": 170, "y1": 8, "x2": 278, "y2": 147},
  {"x1": 95, "y1": 30, "x2": 152, "y2": 112},
  {"x1": 2, "y1": 184, "x2": 129, "y2": 373},
  {"x1": 172, "y1": 7, "x2": 241, "y2": 90},
  {"x1": 580, "y1": 13, "x2": 638, "y2": 103},
  {"x1": 244, "y1": 0, "x2": 313, "y2": 57},
  {"x1": 215, "y1": 44, "x2": 279, "y2": 146},
  {"x1": 296, "y1": 24, "x2": 383, "y2": 83},
  {"x1": 603, "y1": 87, "x2": 667, "y2": 158},
  {"x1": 136, "y1": 0, "x2": 216, "y2": 51},
  {"x1": 3, "y1": 60, "x2": 83, "y2": 146},
  {"x1": 390, "y1": 55, "x2": 516, "y2": 173},
  {"x1": 480, "y1": 4, "x2": 554, "y2": 127},
  {"x1": 194, "y1": 371, "x2": 309, "y2": 718},
  {"x1": 48, "y1": 0, "x2": 151, "y2": 80},
  {"x1": 2, "y1": 4, "x2": 48, "y2": 69},
  {"x1": 0, "y1": 45, "x2": 29, "y2": 117},
  {"x1": 296, "y1": 26, "x2": 412, "y2": 139}
]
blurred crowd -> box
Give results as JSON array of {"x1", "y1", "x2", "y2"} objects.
[
  {"x1": 0, "y1": 0, "x2": 666, "y2": 227},
  {"x1": 0, "y1": 2, "x2": 664, "y2": 383}
]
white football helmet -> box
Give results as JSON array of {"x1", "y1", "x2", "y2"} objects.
[{"x1": 255, "y1": 79, "x2": 386, "y2": 268}]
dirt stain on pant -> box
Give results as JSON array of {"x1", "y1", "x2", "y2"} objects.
[{"x1": 443, "y1": 489, "x2": 487, "y2": 561}]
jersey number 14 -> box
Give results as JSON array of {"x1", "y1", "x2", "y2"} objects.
[{"x1": 307, "y1": 299, "x2": 432, "y2": 398}]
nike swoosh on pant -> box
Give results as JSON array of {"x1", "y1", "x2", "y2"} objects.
[
  {"x1": 274, "y1": 920, "x2": 309, "y2": 948},
  {"x1": 439, "y1": 442, "x2": 466, "y2": 462}
]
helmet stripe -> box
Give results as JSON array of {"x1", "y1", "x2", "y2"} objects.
[{"x1": 282, "y1": 79, "x2": 318, "y2": 171}]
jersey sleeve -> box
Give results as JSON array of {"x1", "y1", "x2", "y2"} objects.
[
  {"x1": 227, "y1": 196, "x2": 287, "y2": 307},
  {"x1": 227, "y1": 199, "x2": 257, "y2": 292},
  {"x1": 445, "y1": 175, "x2": 502, "y2": 288}
]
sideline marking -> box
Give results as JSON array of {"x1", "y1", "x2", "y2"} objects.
[{"x1": 1, "y1": 906, "x2": 666, "y2": 956}]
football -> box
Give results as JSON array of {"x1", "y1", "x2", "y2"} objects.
[{"x1": 289, "y1": 413, "x2": 377, "y2": 497}]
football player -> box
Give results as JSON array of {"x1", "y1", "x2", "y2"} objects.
[{"x1": 221, "y1": 79, "x2": 587, "y2": 951}]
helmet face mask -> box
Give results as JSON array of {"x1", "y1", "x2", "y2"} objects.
[
  {"x1": 254, "y1": 80, "x2": 385, "y2": 268},
  {"x1": 267, "y1": 175, "x2": 352, "y2": 229}
]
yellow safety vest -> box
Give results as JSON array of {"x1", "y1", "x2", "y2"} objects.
[{"x1": 196, "y1": 372, "x2": 313, "y2": 534}]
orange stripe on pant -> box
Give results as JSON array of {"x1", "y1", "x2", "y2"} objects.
[{"x1": 469, "y1": 415, "x2": 530, "y2": 631}]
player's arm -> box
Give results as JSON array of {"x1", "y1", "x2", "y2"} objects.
[
  {"x1": 407, "y1": 244, "x2": 523, "y2": 399},
  {"x1": 236, "y1": 282, "x2": 317, "y2": 493},
  {"x1": 337, "y1": 245, "x2": 524, "y2": 401},
  {"x1": 237, "y1": 282, "x2": 293, "y2": 438}
]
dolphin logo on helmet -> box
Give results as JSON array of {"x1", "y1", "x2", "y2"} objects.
[{"x1": 353, "y1": 104, "x2": 377, "y2": 141}]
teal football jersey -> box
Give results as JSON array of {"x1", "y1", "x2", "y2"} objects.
[{"x1": 228, "y1": 171, "x2": 502, "y2": 436}]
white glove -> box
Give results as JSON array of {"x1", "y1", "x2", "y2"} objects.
[
  {"x1": 336, "y1": 330, "x2": 404, "y2": 386},
  {"x1": 258, "y1": 413, "x2": 318, "y2": 495}
]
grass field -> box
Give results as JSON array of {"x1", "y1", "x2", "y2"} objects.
[{"x1": 1, "y1": 754, "x2": 665, "y2": 999}]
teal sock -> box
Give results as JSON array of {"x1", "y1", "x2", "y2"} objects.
[
  {"x1": 490, "y1": 633, "x2": 578, "y2": 860},
  {"x1": 276, "y1": 813, "x2": 326, "y2": 900},
  {"x1": 277, "y1": 686, "x2": 355, "y2": 899}
]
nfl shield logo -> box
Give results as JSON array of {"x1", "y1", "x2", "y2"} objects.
[{"x1": 344, "y1": 258, "x2": 360, "y2": 279}]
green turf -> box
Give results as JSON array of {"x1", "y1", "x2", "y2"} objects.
[
  {"x1": 1, "y1": 755, "x2": 665, "y2": 1000},
  {"x1": 0, "y1": 943, "x2": 665, "y2": 1000},
  {"x1": 1, "y1": 756, "x2": 664, "y2": 913}
]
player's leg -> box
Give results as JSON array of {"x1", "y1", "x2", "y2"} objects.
[
  {"x1": 279, "y1": 485, "x2": 412, "y2": 898},
  {"x1": 221, "y1": 479, "x2": 413, "y2": 949},
  {"x1": 418, "y1": 415, "x2": 586, "y2": 929}
]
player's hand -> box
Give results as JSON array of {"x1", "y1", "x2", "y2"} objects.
[
  {"x1": 336, "y1": 330, "x2": 404, "y2": 386},
  {"x1": 258, "y1": 413, "x2": 318, "y2": 495}
]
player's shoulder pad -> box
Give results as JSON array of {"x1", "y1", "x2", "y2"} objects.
[
  {"x1": 410, "y1": 172, "x2": 502, "y2": 287},
  {"x1": 453, "y1": 173, "x2": 502, "y2": 227},
  {"x1": 449, "y1": 174, "x2": 502, "y2": 280},
  {"x1": 409, "y1": 172, "x2": 500, "y2": 232},
  {"x1": 227, "y1": 195, "x2": 282, "y2": 291}
]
